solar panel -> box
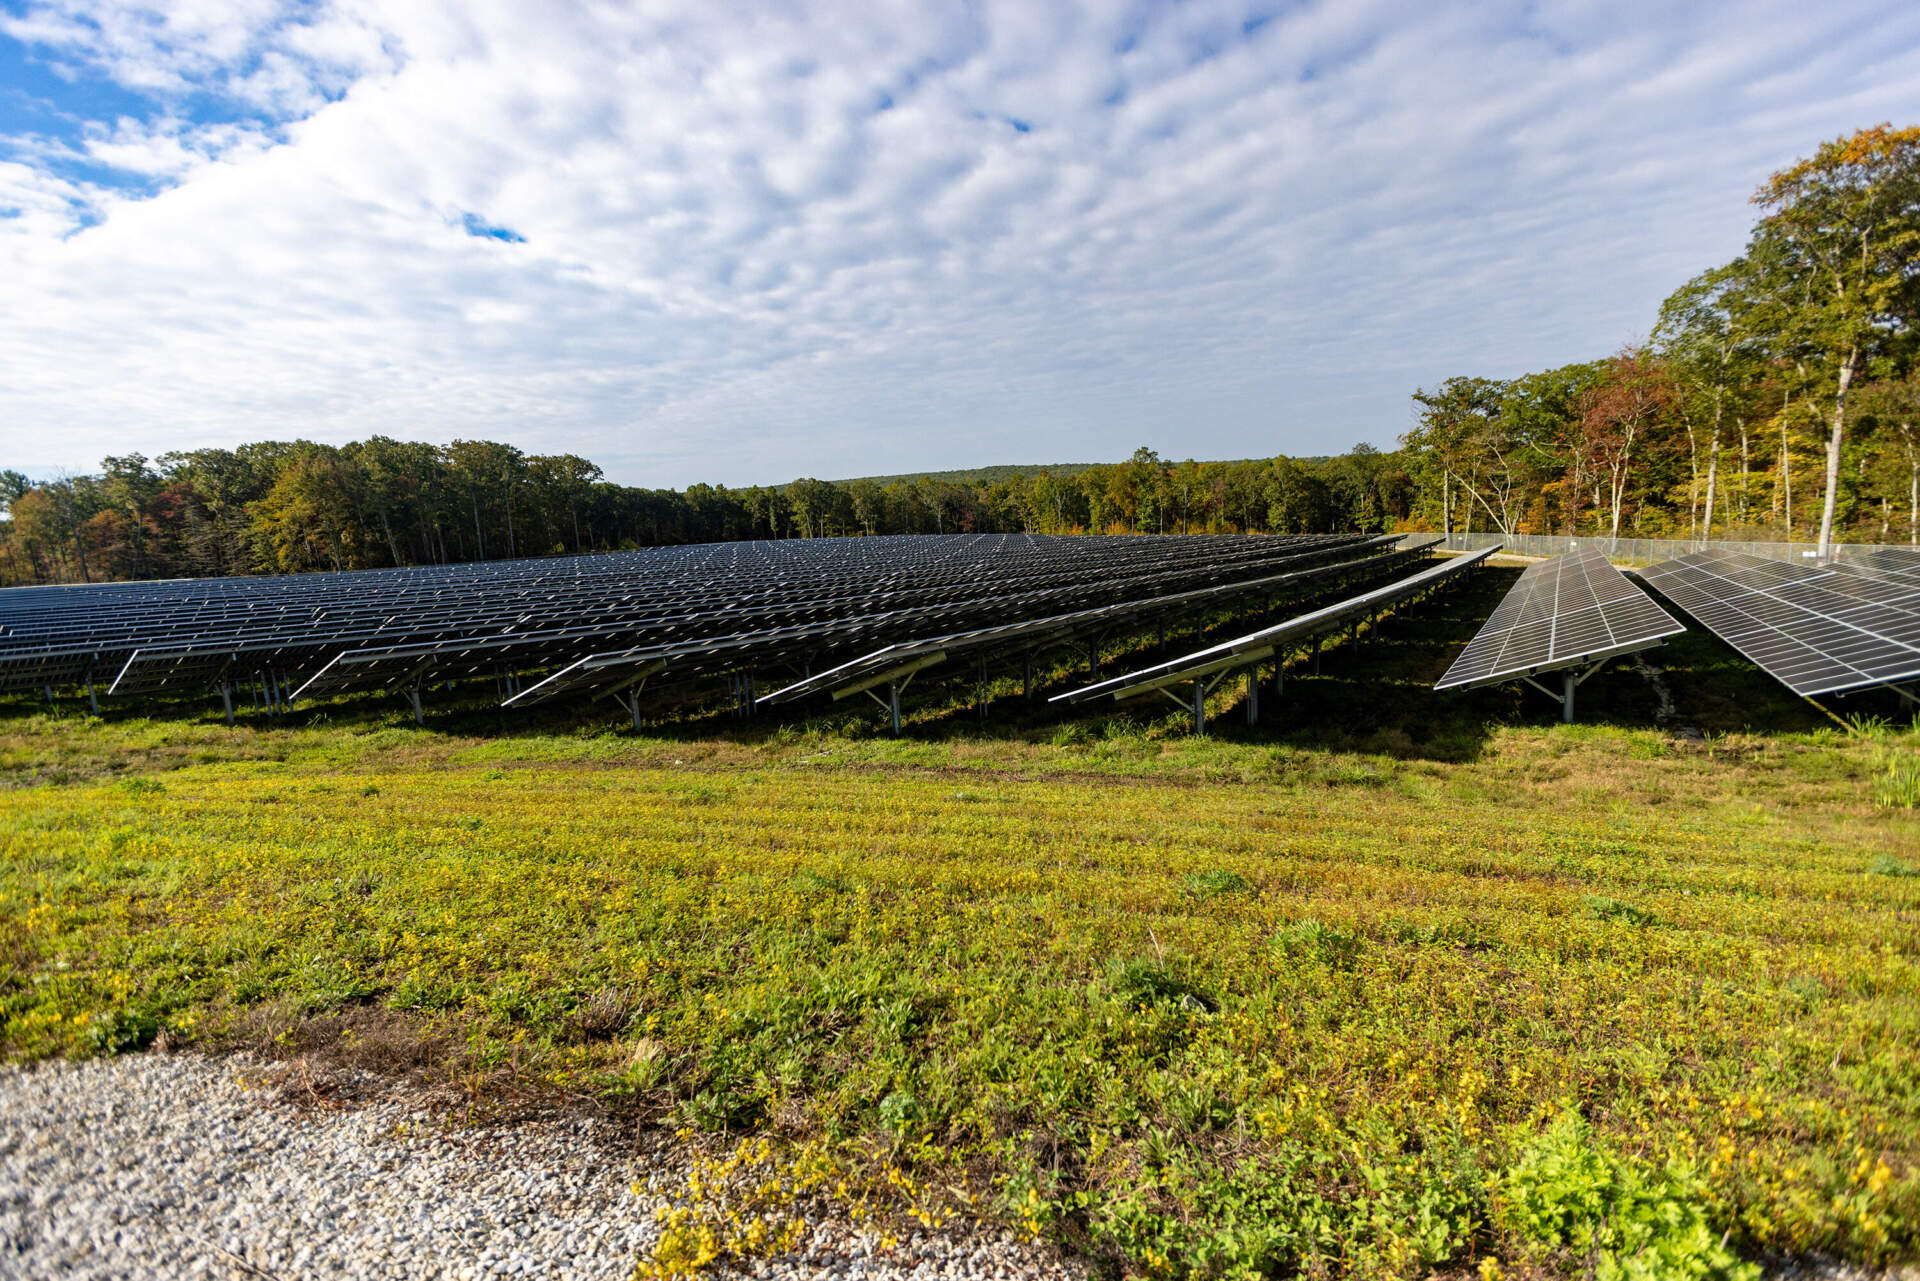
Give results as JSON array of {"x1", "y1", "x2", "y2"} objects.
[
  {"x1": 1640, "y1": 549, "x2": 1920, "y2": 697},
  {"x1": 1049, "y1": 544, "x2": 1498, "y2": 732},
  {"x1": 1435, "y1": 548, "x2": 1684, "y2": 716}
]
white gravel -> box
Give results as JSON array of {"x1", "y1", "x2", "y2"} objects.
[{"x1": 0, "y1": 1053, "x2": 1081, "y2": 1281}]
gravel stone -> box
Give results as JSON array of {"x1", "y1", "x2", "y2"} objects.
[{"x1": 0, "y1": 1054, "x2": 1082, "y2": 1281}]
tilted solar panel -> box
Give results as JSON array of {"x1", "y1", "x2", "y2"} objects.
[
  {"x1": 1051, "y1": 544, "x2": 1498, "y2": 719},
  {"x1": 1640, "y1": 550, "x2": 1920, "y2": 697},
  {"x1": 1436, "y1": 548, "x2": 1683, "y2": 691}
]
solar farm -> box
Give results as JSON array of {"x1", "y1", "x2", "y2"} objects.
[
  {"x1": 8, "y1": 535, "x2": 1920, "y2": 730},
  {"x1": 4, "y1": 536, "x2": 1919, "y2": 1279}
]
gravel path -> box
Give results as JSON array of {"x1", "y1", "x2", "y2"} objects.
[{"x1": 0, "y1": 1053, "x2": 1080, "y2": 1281}]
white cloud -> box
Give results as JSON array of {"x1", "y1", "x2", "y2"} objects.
[{"x1": 3, "y1": 0, "x2": 1920, "y2": 486}]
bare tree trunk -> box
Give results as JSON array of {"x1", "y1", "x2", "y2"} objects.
[
  {"x1": 1780, "y1": 410, "x2": 1792, "y2": 538},
  {"x1": 1682, "y1": 418, "x2": 1700, "y2": 539},
  {"x1": 1702, "y1": 429, "x2": 1720, "y2": 546},
  {"x1": 379, "y1": 505, "x2": 403, "y2": 567},
  {"x1": 1817, "y1": 348, "x2": 1857, "y2": 560},
  {"x1": 1738, "y1": 420, "x2": 1750, "y2": 527},
  {"x1": 471, "y1": 492, "x2": 485, "y2": 560},
  {"x1": 1901, "y1": 421, "x2": 1918, "y2": 546}
]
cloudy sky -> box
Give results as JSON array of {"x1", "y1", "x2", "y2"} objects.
[{"x1": 4, "y1": 1, "x2": 1919, "y2": 489}]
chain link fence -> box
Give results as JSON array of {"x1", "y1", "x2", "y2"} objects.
[{"x1": 1397, "y1": 531, "x2": 1919, "y2": 565}]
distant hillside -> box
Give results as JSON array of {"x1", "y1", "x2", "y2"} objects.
[
  {"x1": 826, "y1": 463, "x2": 1102, "y2": 486},
  {"x1": 828, "y1": 458, "x2": 1272, "y2": 486}
]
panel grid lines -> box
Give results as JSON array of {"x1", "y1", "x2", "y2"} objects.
[
  {"x1": 1640, "y1": 549, "x2": 1920, "y2": 696},
  {"x1": 1436, "y1": 549, "x2": 1682, "y2": 690}
]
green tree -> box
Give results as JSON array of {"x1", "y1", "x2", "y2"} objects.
[{"x1": 1751, "y1": 123, "x2": 1920, "y2": 556}]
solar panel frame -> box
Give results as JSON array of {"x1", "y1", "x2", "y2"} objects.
[
  {"x1": 1434, "y1": 548, "x2": 1684, "y2": 691},
  {"x1": 752, "y1": 537, "x2": 1429, "y2": 708},
  {"x1": 1640, "y1": 549, "x2": 1920, "y2": 696},
  {"x1": 1051, "y1": 545, "x2": 1499, "y2": 707}
]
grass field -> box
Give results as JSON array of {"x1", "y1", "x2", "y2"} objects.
[{"x1": 3, "y1": 569, "x2": 1918, "y2": 1279}]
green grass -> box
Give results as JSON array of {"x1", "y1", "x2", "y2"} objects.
[{"x1": 3, "y1": 574, "x2": 1918, "y2": 1278}]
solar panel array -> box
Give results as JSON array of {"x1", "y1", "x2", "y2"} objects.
[
  {"x1": 0, "y1": 534, "x2": 1404, "y2": 722},
  {"x1": 1052, "y1": 543, "x2": 1499, "y2": 720},
  {"x1": 1436, "y1": 548, "x2": 1683, "y2": 691},
  {"x1": 1641, "y1": 549, "x2": 1920, "y2": 697},
  {"x1": 752, "y1": 537, "x2": 1434, "y2": 711}
]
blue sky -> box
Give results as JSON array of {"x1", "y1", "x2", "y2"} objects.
[{"x1": 4, "y1": 0, "x2": 1920, "y2": 489}]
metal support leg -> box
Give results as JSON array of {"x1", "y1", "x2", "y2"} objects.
[
  {"x1": 220, "y1": 682, "x2": 234, "y2": 726},
  {"x1": 1562, "y1": 670, "x2": 1576, "y2": 723},
  {"x1": 1192, "y1": 679, "x2": 1207, "y2": 736},
  {"x1": 1311, "y1": 641, "x2": 1322, "y2": 675},
  {"x1": 623, "y1": 689, "x2": 642, "y2": 731},
  {"x1": 87, "y1": 678, "x2": 99, "y2": 716},
  {"x1": 888, "y1": 679, "x2": 903, "y2": 736},
  {"x1": 1245, "y1": 670, "x2": 1260, "y2": 726},
  {"x1": 1024, "y1": 656, "x2": 1036, "y2": 704},
  {"x1": 977, "y1": 661, "x2": 989, "y2": 722},
  {"x1": 407, "y1": 688, "x2": 424, "y2": 726}
]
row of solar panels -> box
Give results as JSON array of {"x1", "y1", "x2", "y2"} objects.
[
  {"x1": 0, "y1": 534, "x2": 1416, "y2": 717},
  {"x1": 1431, "y1": 544, "x2": 1920, "y2": 717},
  {"x1": 8, "y1": 534, "x2": 1919, "y2": 728}
]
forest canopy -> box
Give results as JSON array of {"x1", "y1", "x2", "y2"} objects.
[{"x1": 4, "y1": 123, "x2": 1917, "y2": 586}]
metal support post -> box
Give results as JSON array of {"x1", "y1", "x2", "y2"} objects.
[
  {"x1": 406, "y1": 687, "x2": 424, "y2": 726},
  {"x1": 1245, "y1": 669, "x2": 1260, "y2": 726},
  {"x1": 1562, "y1": 670, "x2": 1576, "y2": 723},
  {"x1": 1311, "y1": 640, "x2": 1322, "y2": 675},
  {"x1": 623, "y1": 688, "x2": 642, "y2": 730},
  {"x1": 44, "y1": 684, "x2": 54, "y2": 704},
  {"x1": 87, "y1": 678, "x2": 99, "y2": 716},
  {"x1": 887, "y1": 679, "x2": 903, "y2": 736},
  {"x1": 977, "y1": 660, "x2": 990, "y2": 722},
  {"x1": 1192, "y1": 678, "x2": 1207, "y2": 735},
  {"x1": 1023, "y1": 656, "x2": 1036, "y2": 704},
  {"x1": 220, "y1": 682, "x2": 234, "y2": 726}
]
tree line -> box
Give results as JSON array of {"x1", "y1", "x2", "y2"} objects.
[
  {"x1": 1402, "y1": 123, "x2": 1920, "y2": 552},
  {"x1": 0, "y1": 441, "x2": 1415, "y2": 585}
]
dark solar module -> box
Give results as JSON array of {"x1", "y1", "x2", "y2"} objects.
[
  {"x1": 1436, "y1": 548, "x2": 1683, "y2": 691},
  {"x1": 1641, "y1": 549, "x2": 1920, "y2": 697}
]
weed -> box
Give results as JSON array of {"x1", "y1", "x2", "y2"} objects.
[
  {"x1": 1873, "y1": 752, "x2": 1920, "y2": 809},
  {"x1": 1587, "y1": 895, "x2": 1658, "y2": 927},
  {"x1": 1182, "y1": 868, "x2": 1251, "y2": 897},
  {"x1": 1498, "y1": 1115, "x2": 1758, "y2": 1280}
]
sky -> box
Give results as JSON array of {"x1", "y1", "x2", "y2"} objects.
[{"x1": 3, "y1": 2, "x2": 1920, "y2": 490}]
